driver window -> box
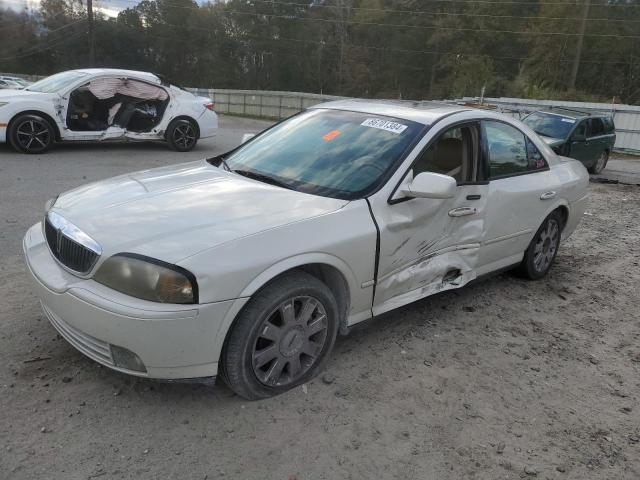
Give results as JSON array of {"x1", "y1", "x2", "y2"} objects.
[
  {"x1": 573, "y1": 121, "x2": 587, "y2": 139},
  {"x1": 413, "y1": 124, "x2": 478, "y2": 183}
]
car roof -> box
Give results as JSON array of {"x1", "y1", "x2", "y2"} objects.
[
  {"x1": 314, "y1": 99, "x2": 469, "y2": 126},
  {"x1": 70, "y1": 68, "x2": 161, "y2": 83}
]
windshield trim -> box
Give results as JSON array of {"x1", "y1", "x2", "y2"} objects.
[{"x1": 215, "y1": 109, "x2": 430, "y2": 201}]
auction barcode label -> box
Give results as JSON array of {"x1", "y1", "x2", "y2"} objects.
[{"x1": 361, "y1": 118, "x2": 408, "y2": 134}]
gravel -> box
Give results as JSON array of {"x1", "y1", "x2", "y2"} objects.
[{"x1": 1, "y1": 116, "x2": 639, "y2": 479}]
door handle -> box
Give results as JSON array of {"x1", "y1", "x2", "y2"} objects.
[
  {"x1": 540, "y1": 191, "x2": 556, "y2": 200},
  {"x1": 449, "y1": 206, "x2": 477, "y2": 217}
]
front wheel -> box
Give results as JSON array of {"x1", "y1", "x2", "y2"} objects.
[
  {"x1": 8, "y1": 114, "x2": 55, "y2": 154},
  {"x1": 221, "y1": 271, "x2": 339, "y2": 400},
  {"x1": 166, "y1": 118, "x2": 198, "y2": 152},
  {"x1": 517, "y1": 211, "x2": 562, "y2": 280},
  {"x1": 588, "y1": 150, "x2": 609, "y2": 174}
]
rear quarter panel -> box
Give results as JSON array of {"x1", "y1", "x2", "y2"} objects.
[{"x1": 554, "y1": 156, "x2": 589, "y2": 239}]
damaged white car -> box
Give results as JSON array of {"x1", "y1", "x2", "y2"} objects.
[
  {"x1": 0, "y1": 69, "x2": 217, "y2": 153},
  {"x1": 23, "y1": 100, "x2": 588, "y2": 399}
]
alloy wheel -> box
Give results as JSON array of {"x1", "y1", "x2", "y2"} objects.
[
  {"x1": 533, "y1": 218, "x2": 559, "y2": 273},
  {"x1": 594, "y1": 151, "x2": 607, "y2": 173},
  {"x1": 251, "y1": 296, "x2": 329, "y2": 387},
  {"x1": 172, "y1": 123, "x2": 196, "y2": 149},
  {"x1": 16, "y1": 119, "x2": 51, "y2": 153}
]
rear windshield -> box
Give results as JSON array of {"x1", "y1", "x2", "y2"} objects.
[
  {"x1": 223, "y1": 108, "x2": 424, "y2": 199},
  {"x1": 26, "y1": 71, "x2": 89, "y2": 93},
  {"x1": 523, "y1": 112, "x2": 576, "y2": 139}
]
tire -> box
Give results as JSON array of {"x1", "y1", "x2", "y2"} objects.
[
  {"x1": 166, "y1": 118, "x2": 198, "y2": 152},
  {"x1": 8, "y1": 114, "x2": 55, "y2": 154},
  {"x1": 221, "y1": 271, "x2": 339, "y2": 400},
  {"x1": 588, "y1": 150, "x2": 609, "y2": 174},
  {"x1": 517, "y1": 210, "x2": 563, "y2": 280}
]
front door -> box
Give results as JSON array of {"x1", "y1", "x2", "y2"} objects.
[{"x1": 368, "y1": 122, "x2": 488, "y2": 315}]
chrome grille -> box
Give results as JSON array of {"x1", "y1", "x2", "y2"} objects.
[
  {"x1": 45, "y1": 217, "x2": 99, "y2": 273},
  {"x1": 44, "y1": 212, "x2": 101, "y2": 274}
]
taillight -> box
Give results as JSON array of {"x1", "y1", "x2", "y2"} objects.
[{"x1": 204, "y1": 103, "x2": 214, "y2": 111}]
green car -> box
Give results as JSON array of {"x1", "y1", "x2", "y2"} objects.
[{"x1": 522, "y1": 109, "x2": 616, "y2": 174}]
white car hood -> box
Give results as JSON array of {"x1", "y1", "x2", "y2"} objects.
[
  {"x1": 0, "y1": 89, "x2": 57, "y2": 100},
  {"x1": 51, "y1": 160, "x2": 348, "y2": 263}
]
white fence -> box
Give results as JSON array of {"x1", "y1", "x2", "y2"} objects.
[
  {"x1": 3, "y1": 72, "x2": 639, "y2": 154},
  {"x1": 188, "y1": 88, "x2": 344, "y2": 119},
  {"x1": 459, "y1": 96, "x2": 640, "y2": 155}
]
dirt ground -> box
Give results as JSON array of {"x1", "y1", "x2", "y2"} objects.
[{"x1": 1, "y1": 118, "x2": 639, "y2": 479}]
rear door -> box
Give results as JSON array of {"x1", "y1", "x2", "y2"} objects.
[
  {"x1": 585, "y1": 117, "x2": 608, "y2": 166},
  {"x1": 478, "y1": 120, "x2": 560, "y2": 272},
  {"x1": 369, "y1": 121, "x2": 489, "y2": 315},
  {"x1": 567, "y1": 120, "x2": 593, "y2": 164}
]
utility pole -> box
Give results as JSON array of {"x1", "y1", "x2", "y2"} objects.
[
  {"x1": 87, "y1": 0, "x2": 95, "y2": 66},
  {"x1": 569, "y1": 0, "x2": 590, "y2": 90}
]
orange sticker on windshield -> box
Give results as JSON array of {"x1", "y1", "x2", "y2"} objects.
[{"x1": 323, "y1": 130, "x2": 342, "y2": 141}]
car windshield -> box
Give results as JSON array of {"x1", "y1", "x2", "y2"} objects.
[
  {"x1": 523, "y1": 112, "x2": 577, "y2": 139},
  {"x1": 221, "y1": 109, "x2": 423, "y2": 199},
  {"x1": 25, "y1": 71, "x2": 88, "y2": 93}
]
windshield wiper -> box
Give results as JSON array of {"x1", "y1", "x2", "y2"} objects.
[{"x1": 232, "y1": 169, "x2": 293, "y2": 190}]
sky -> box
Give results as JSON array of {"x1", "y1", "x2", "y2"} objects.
[{"x1": 0, "y1": 0, "x2": 132, "y2": 17}]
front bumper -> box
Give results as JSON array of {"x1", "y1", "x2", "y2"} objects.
[{"x1": 23, "y1": 223, "x2": 242, "y2": 379}]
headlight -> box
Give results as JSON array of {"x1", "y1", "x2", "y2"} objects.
[{"x1": 93, "y1": 254, "x2": 198, "y2": 304}]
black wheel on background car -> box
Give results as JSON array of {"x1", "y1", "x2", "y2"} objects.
[
  {"x1": 221, "y1": 271, "x2": 339, "y2": 400},
  {"x1": 166, "y1": 118, "x2": 198, "y2": 152},
  {"x1": 8, "y1": 114, "x2": 54, "y2": 154},
  {"x1": 517, "y1": 210, "x2": 563, "y2": 280},
  {"x1": 588, "y1": 150, "x2": 609, "y2": 174}
]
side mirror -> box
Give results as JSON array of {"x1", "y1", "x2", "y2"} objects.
[
  {"x1": 401, "y1": 172, "x2": 457, "y2": 199},
  {"x1": 241, "y1": 133, "x2": 255, "y2": 144}
]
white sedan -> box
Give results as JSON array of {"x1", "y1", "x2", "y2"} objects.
[
  {"x1": 0, "y1": 68, "x2": 217, "y2": 153},
  {"x1": 23, "y1": 100, "x2": 589, "y2": 399}
]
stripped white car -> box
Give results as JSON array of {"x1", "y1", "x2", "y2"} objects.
[
  {"x1": 23, "y1": 100, "x2": 589, "y2": 399},
  {"x1": 0, "y1": 68, "x2": 217, "y2": 153}
]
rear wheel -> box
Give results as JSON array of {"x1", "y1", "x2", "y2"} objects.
[
  {"x1": 8, "y1": 114, "x2": 54, "y2": 154},
  {"x1": 517, "y1": 211, "x2": 562, "y2": 280},
  {"x1": 221, "y1": 271, "x2": 339, "y2": 400},
  {"x1": 588, "y1": 150, "x2": 609, "y2": 174},
  {"x1": 166, "y1": 118, "x2": 198, "y2": 152}
]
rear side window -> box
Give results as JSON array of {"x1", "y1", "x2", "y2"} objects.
[
  {"x1": 603, "y1": 117, "x2": 615, "y2": 133},
  {"x1": 589, "y1": 118, "x2": 605, "y2": 137},
  {"x1": 485, "y1": 121, "x2": 547, "y2": 178}
]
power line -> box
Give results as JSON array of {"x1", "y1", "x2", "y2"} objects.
[
  {"x1": 108, "y1": 0, "x2": 640, "y2": 38},
  {"x1": 0, "y1": 30, "x2": 85, "y2": 60},
  {"x1": 111, "y1": 18, "x2": 637, "y2": 66},
  {"x1": 218, "y1": 9, "x2": 640, "y2": 39},
  {"x1": 238, "y1": 0, "x2": 640, "y2": 22}
]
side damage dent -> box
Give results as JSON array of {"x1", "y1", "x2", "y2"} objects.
[{"x1": 373, "y1": 245, "x2": 479, "y2": 316}]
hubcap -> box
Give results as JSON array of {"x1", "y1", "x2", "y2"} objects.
[
  {"x1": 173, "y1": 123, "x2": 196, "y2": 149},
  {"x1": 595, "y1": 152, "x2": 607, "y2": 172},
  {"x1": 533, "y1": 219, "x2": 559, "y2": 273},
  {"x1": 251, "y1": 296, "x2": 328, "y2": 387},
  {"x1": 16, "y1": 120, "x2": 50, "y2": 152}
]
